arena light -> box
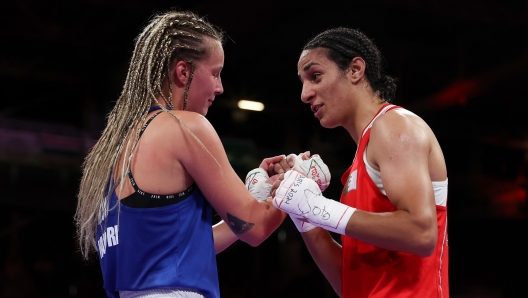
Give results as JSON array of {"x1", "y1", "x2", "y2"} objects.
[{"x1": 237, "y1": 100, "x2": 264, "y2": 111}]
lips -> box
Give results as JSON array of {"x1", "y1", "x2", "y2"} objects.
[{"x1": 311, "y1": 104, "x2": 322, "y2": 113}]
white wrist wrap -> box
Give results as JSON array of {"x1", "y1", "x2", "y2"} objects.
[
  {"x1": 245, "y1": 168, "x2": 272, "y2": 201},
  {"x1": 273, "y1": 170, "x2": 355, "y2": 235},
  {"x1": 290, "y1": 214, "x2": 316, "y2": 233},
  {"x1": 292, "y1": 154, "x2": 331, "y2": 191}
]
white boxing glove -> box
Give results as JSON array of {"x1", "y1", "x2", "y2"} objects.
[
  {"x1": 273, "y1": 170, "x2": 355, "y2": 235},
  {"x1": 245, "y1": 168, "x2": 273, "y2": 201},
  {"x1": 289, "y1": 153, "x2": 331, "y2": 192}
]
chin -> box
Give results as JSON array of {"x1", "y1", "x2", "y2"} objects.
[{"x1": 319, "y1": 118, "x2": 338, "y2": 129}]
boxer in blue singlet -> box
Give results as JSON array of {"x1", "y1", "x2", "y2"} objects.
[
  {"x1": 76, "y1": 10, "x2": 288, "y2": 297},
  {"x1": 96, "y1": 110, "x2": 219, "y2": 298}
]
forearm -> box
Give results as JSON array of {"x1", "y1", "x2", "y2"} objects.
[
  {"x1": 274, "y1": 170, "x2": 436, "y2": 256},
  {"x1": 213, "y1": 220, "x2": 238, "y2": 254},
  {"x1": 345, "y1": 209, "x2": 436, "y2": 257},
  {"x1": 244, "y1": 201, "x2": 287, "y2": 246},
  {"x1": 301, "y1": 228, "x2": 343, "y2": 297}
]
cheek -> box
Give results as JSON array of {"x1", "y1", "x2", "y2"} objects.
[
  {"x1": 319, "y1": 79, "x2": 338, "y2": 96},
  {"x1": 190, "y1": 77, "x2": 208, "y2": 95},
  {"x1": 327, "y1": 82, "x2": 348, "y2": 104},
  {"x1": 207, "y1": 80, "x2": 219, "y2": 97},
  {"x1": 208, "y1": 79, "x2": 216, "y2": 92}
]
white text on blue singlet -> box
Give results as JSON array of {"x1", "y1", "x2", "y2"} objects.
[{"x1": 98, "y1": 225, "x2": 119, "y2": 258}]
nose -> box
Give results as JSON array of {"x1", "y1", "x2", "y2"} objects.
[
  {"x1": 215, "y1": 77, "x2": 224, "y2": 95},
  {"x1": 300, "y1": 82, "x2": 315, "y2": 104}
]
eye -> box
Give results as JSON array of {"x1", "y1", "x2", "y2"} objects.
[{"x1": 311, "y1": 73, "x2": 321, "y2": 82}]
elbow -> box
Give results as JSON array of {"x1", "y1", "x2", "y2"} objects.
[
  {"x1": 243, "y1": 237, "x2": 265, "y2": 248},
  {"x1": 413, "y1": 227, "x2": 437, "y2": 257},
  {"x1": 246, "y1": 237, "x2": 264, "y2": 247},
  {"x1": 407, "y1": 212, "x2": 438, "y2": 257},
  {"x1": 240, "y1": 229, "x2": 267, "y2": 247},
  {"x1": 416, "y1": 239, "x2": 436, "y2": 257}
]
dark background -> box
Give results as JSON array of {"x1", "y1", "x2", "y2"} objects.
[{"x1": 1, "y1": 0, "x2": 527, "y2": 297}]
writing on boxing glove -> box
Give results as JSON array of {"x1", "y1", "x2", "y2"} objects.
[
  {"x1": 245, "y1": 168, "x2": 273, "y2": 201},
  {"x1": 289, "y1": 153, "x2": 331, "y2": 192},
  {"x1": 273, "y1": 170, "x2": 355, "y2": 235}
]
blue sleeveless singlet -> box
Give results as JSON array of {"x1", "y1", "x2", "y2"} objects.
[{"x1": 96, "y1": 111, "x2": 219, "y2": 298}]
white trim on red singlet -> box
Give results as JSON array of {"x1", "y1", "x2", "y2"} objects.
[
  {"x1": 361, "y1": 105, "x2": 448, "y2": 206},
  {"x1": 361, "y1": 104, "x2": 396, "y2": 137}
]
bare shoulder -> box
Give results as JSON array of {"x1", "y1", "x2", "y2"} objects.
[
  {"x1": 173, "y1": 110, "x2": 212, "y2": 128},
  {"x1": 368, "y1": 108, "x2": 434, "y2": 168},
  {"x1": 370, "y1": 108, "x2": 432, "y2": 148},
  {"x1": 144, "y1": 111, "x2": 223, "y2": 159},
  {"x1": 150, "y1": 111, "x2": 218, "y2": 141}
]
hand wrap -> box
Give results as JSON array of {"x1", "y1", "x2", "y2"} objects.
[
  {"x1": 273, "y1": 170, "x2": 355, "y2": 235},
  {"x1": 289, "y1": 215, "x2": 316, "y2": 233},
  {"x1": 245, "y1": 168, "x2": 273, "y2": 201},
  {"x1": 290, "y1": 154, "x2": 331, "y2": 191}
]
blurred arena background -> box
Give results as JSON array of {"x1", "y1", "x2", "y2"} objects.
[{"x1": 0, "y1": 0, "x2": 527, "y2": 297}]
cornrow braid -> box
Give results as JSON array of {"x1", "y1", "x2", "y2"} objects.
[
  {"x1": 304, "y1": 27, "x2": 396, "y2": 102},
  {"x1": 76, "y1": 10, "x2": 224, "y2": 260},
  {"x1": 182, "y1": 61, "x2": 195, "y2": 110}
]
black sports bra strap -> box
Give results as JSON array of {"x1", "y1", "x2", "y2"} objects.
[
  {"x1": 123, "y1": 110, "x2": 196, "y2": 207},
  {"x1": 127, "y1": 111, "x2": 162, "y2": 195},
  {"x1": 127, "y1": 170, "x2": 142, "y2": 193},
  {"x1": 127, "y1": 111, "x2": 162, "y2": 193},
  {"x1": 138, "y1": 111, "x2": 163, "y2": 139}
]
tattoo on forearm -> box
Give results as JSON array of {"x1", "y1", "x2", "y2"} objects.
[{"x1": 227, "y1": 213, "x2": 254, "y2": 234}]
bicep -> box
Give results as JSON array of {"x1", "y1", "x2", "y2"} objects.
[{"x1": 370, "y1": 120, "x2": 436, "y2": 219}]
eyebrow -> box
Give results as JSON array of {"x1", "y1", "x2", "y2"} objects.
[
  {"x1": 297, "y1": 62, "x2": 319, "y2": 81},
  {"x1": 303, "y1": 62, "x2": 319, "y2": 72}
]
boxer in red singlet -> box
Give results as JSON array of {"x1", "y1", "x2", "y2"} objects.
[{"x1": 273, "y1": 27, "x2": 449, "y2": 298}]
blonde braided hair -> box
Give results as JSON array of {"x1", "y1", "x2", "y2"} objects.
[{"x1": 75, "y1": 10, "x2": 224, "y2": 259}]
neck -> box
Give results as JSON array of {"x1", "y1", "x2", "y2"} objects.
[
  {"x1": 345, "y1": 95, "x2": 386, "y2": 144},
  {"x1": 157, "y1": 80, "x2": 185, "y2": 110}
]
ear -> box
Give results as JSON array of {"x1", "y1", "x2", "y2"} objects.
[
  {"x1": 171, "y1": 60, "x2": 190, "y2": 87},
  {"x1": 347, "y1": 57, "x2": 366, "y2": 84}
]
